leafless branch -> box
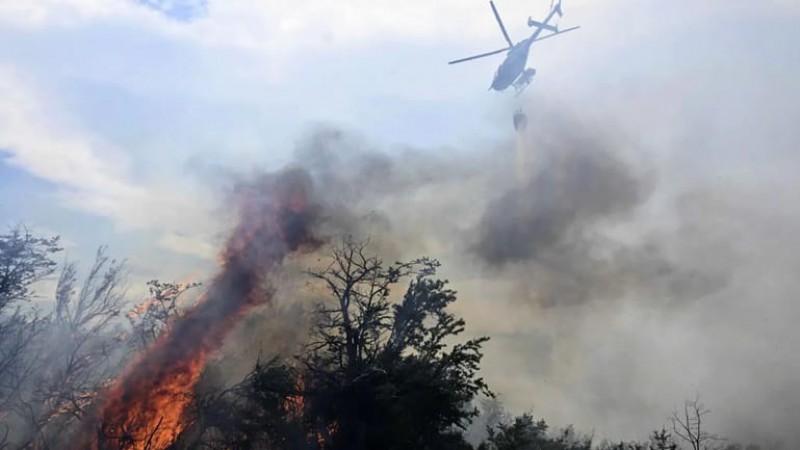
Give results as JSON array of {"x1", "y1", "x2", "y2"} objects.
[{"x1": 671, "y1": 395, "x2": 725, "y2": 450}]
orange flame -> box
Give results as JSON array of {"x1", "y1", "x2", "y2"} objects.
[
  {"x1": 125, "y1": 298, "x2": 156, "y2": 321},
  {"x1": 317, "y1": 421, "x2": 339, "y2": 449},
  {"x1": 282, "y1": 375, "x2": 339, "y2": 449},
  {"x1": 77, "y1": 169, "x2": 321, "y2": 450},
  {"x1": 284, "y1": 376, "x2": 306, "y2": 420}
]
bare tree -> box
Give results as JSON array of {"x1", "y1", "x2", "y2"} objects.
[
  {"x1": 671, "y1": 396, "x2": 724, "y2": 450},
  {"x1": 0, "y1": 225, "x2": 60, "y2": 447},
  {"x1": 0, "y1": 309, "x2": 47, "y2": 448},
  {"x1": 304, "y1": 238, "x2": 422, "y2": 374},
  {"x1": 16, "y1": 247, "x2": 129, "y2": 448}
]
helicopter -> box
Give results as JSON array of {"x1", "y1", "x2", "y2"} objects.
[{"x1": 448, "y1": 0, "x2": 579, "y2": 96}]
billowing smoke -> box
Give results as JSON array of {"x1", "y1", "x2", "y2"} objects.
[
  {"x1": 227, "y1": 101, "x2": 798, "y2": 446},
  {"x1": 467, "y1": 112, "x2": 726, "y2": 310},
  {"x1": 473, "y1": 116, "x2": 648, "y2": 266},
  {"x1": 73, "y1": 104, "x2": 797, "y2": 448}
]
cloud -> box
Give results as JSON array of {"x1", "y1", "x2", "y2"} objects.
[
  {"x1": 0, "y1": 0, "x2": 588, "y2": 53},
  {"x1": 156, "y1": 231, "x2": 216, "y2": 261},
  {"x1": 2, "y1": 0, "x2": 797, "y2": 62},
  {"x1": 0, "y1": 66, "x2": 141, "y2": 205},
  {"x1": 0, "y1": 66, "x2": 219, "y2": 260},
  {"x1": 0, "y1": 0, "x2": 141, "y2": 29}
]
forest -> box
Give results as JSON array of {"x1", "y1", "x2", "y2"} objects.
[{"x1": 0, "y1": 222, "x2": 776, "y2": 450}]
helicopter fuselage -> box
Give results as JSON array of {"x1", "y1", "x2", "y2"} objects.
[
  {"x1": 490, "y1": 38, "x2": 533, "y2": 91},
  {"x1": 449, "y1": 0, "x2": 576, "y2": 94}
]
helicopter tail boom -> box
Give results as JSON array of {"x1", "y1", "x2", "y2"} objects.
[
  {"x1": 527, "y1": 18, "x2": 558, "y2": 32},
  {"x1": 552, "y1": 0, "x2": 563, "y2": 17},
  {"x1": 530, "y1": 25, "x2": 580, "y2": 43}
]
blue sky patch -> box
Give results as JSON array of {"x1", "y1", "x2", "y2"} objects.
[
  {"x1": 135, "y1": 0, "x2": 208, "y2": 22},
  {"x1": 0, "y1": 151, "x2": 57, "y2": 192}
]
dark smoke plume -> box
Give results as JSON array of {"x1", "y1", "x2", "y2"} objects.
[
  {"x1": 155, "y1": 103, "x2": 796, "y2": 447},
  {"x1": 472, "y1": 127, "x2": 647, "y2": 265},
  {"x1": 463, "y1": 112, "x2": 725, "y2": 309},
  {"x1": 240, "y1": 111, "x2": 796, "y2": 446}
]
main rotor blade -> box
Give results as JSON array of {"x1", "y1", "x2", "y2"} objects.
[
  {"x1": 448, "y1": 47, "x2": 510, "y2": 64},
  {"x1": 530, "y1": 25, "x2": 580, "y2": 43},
  {"x1": 489, "y1": 1, "x2": 514, "y2": 46}
]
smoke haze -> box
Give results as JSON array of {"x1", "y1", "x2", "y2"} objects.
[{"x1": 232, "y1": 92, "x2": 799, "y2": 446}]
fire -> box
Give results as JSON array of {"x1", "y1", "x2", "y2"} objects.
[
  {"x1": 317, "y1": 422, "x2": 339, "y2": 449},
  {"x1": 284, "y1": 376, "x2": 306, "y2": 420},
  {"x1": 94, "y1": 349, "x2": 207, "y2": 449},
  {"x1": 77, "y1": 169, "x2": 321, "y2": 450},
  {"x1": 125, "y1": 298, "x2": 156, "y2": 321},
  {"x1": 281, "y1": 375, "x2": 339, "y2": 449}
]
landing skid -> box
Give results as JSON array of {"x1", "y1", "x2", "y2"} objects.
[{"x1": 512, "y1": 68, "x2": 537, "y2": 97}]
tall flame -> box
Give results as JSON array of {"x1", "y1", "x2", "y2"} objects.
[{"x1": 78, "y1": 169, "x2": 321, "y2": 450}]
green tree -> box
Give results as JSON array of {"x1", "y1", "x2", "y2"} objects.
[
  {"x1": 0, "y1": 225, "x2": 60, "y2": 311},
  {"x1": 648, "y1": 428, "x2": 678, "y2": 450},
  {"x1": 180, "y1": 358, "x2": 308, "y2": 450},
  {"x1": 478, "y1": 413, "x2": 592, "y2": 450},
  {"x1": 598, "y1": 443, "x2": 645, "y2": 450}
]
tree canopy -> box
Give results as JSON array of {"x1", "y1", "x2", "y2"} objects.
[
  {"x1": 298, "y1": 238, "x2": 491, "y2": 450},
  {"x1": 188, "y1": 238, "x2": 493, "y2": 450}
]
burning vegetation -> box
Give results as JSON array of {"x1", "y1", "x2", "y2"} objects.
[
  {"x1": 0, "y1": 131, "x2": 787, "y2": 450},
  {"x1": 81, "y1": 168, "x2": 322, "y2": 449}
]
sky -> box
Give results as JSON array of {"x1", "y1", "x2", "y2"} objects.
[{"x1": 2, "y1": 0, "x2": 800, "y2": 445}]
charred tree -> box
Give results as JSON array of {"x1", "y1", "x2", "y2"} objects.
[{"x1": 299, "y1": 237, "x2": 492, "y2": 450}]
